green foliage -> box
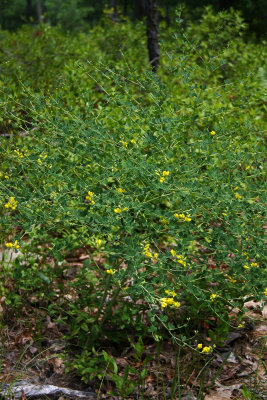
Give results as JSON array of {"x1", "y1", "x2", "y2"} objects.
[{"x1": 0, "y1": 8, "x2": 266, "y2": 389}]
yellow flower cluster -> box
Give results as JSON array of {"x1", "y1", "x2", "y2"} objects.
[
  {"x1": 96, "y1": 239, "x2": 102, "y2": 248},
  {"x1": 14, "y1": 149, "x2": 24, "y2": 158},
  {"x1": 235, "y1": 193, "x2": 242, "y2": 200},
  {"x1": 160, "y1": 291, "x2": 180, "y2": 310},
  {"x1": 4, "y1": 197, "x2": 18, "y2": 210},
  {"x1": 170, "y1": 249, "x2": 187, "y2": 266},
  {"x1": 37, "y1": 154, "x2": 47, "y2": 165},
  {"x1": 106, "y1": 269, "x2": 115, "y2": 275},
  {"x1": 160, "y1": 217, "x2": 168, "y2": 224},
  {"x1": 142, "y1": 244, "x2": 158, "y2": 262},
  {"x1": 5, "y1": 240, "x2": 20, "y2": 249},
  {"x1": 225, "y1": 274, "x2": 237, "y2": 283},
  {"x1": 210, "y1": 293, "x2": 217, "y2": 301},
  {"x1": 0, "y1": 172, "x2": 9, "y2": 179},
  {"x1": 165, "y1": 290, "x2": 177, "y2": 297},
  {"x1": 197, "y1": 344, "x2": 213, "y2": 353},
  {"x1": 202, "y1": 346, "x2": 213, "y2": 353},
  {"x1": 114, "y1": 206, "x2": 128, "y2": 214},
  {"x1": 85, "y1": 191, "x2": 95, "y2": 205},
  {"x1": 210, "y1": 130, "x2": 215, "y2": 136},
  {"x1": 116, "y1": 187, "x2": 126, "y2": 194},
  {"x1": 174, "y1": 213, "x2": 191, "y2": 222},
  {"x1": 156, "y1": 170, "x2": 170, "y2": 183},
  {"x1": 120, "y1": 141, "x2": 128, "y2": 149}
]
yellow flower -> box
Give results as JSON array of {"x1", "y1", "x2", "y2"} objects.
[
  {"x1": 170, "y1": 249, "x2": 176, "y2": 257},
  {"x1": 245, "y1": 165, "x2": 251, "y2": 170},
  {"x1": 152, "y1": 253, "x2": 158, "y2": 262},
  {"x1": 123, "y1": 207, "x2": 128, "y2": 211},
  {"x1": 5, "y1": 240, "x2": 20, "y2": 249},
  {"x1": 106, "y1": 269, "x2": 115, "y2": 275},
  {"x1": 13, "y1": 240, "x2": 20, "y2": 249},
  {"x1": 38, "y1": 158, "x2": 42, "y2": 164},
  {"x1": 243, "y1": 264, "x2": 250, "y2": 269},
  {"x1": 251, "y1": 263, "x2": 258, "y2": 267},
  {"x1": 85, "y1": 191, "x2": 95, "y2": 205},
  {"x1": 160, "y1": 296, "x2": 180, "y2": 309},
  {"x1": 161, "y1": 300, "x2": 168, "y2": 309},
  {"x1": 210, "y1": 293, "x2": 217, "y2": 300},
  {"x1": 122, "y1": 141, "x2": 128, "y2": 149},
  {"x1": 117, "y1": 187, "x2": 126, "y2": 194},
  {"x1": 174, "y1": 213, "x2": 191, "y2": 222},
  {"x1": 96, "y1": 239, "x2": 102, "y2": 248},
  {"x1": 130, "y1": 139, "x2": 136, "y2": 144},
  {"x1": 144, "y1": 251, "x2": 153, "y2": 258},
  {"x1": 159, "y1": 177, "x2": 165, "y2": 183},
  {"x1": 4, "y1": 175, "x2": 9, "y2": 179},
  {"x1": 197, "y1": 343, "x2": 203, "y2": 349},
  {"x1": 210, "y1": 130, "x2": 215, "y2": 136},
  {"x1": 202, "y1": 346, "x2": 212, "y2": 354},
  {"x1": 114, "y1": 207, "x2": 122, "y2": 214},
  {"x1": 235, "y1": 193, "x2": 242, "y2": 200},
  {"x1": 238, "y1": 323, "x2": 244, "y2": 328},
  {"x1": 162, "y1": 171, "x2": 170, "y2": 176},
  {"x1": 4, "y1": 197, "x2": 18, "y2": 210},
  {"x1": 14, "y1": 149, "x2": 24, "y2": 158},
  {"x1": 264, "y1": 288, "x2": 267, "y2": 296},
  {"x1": 222, "y1": 212, "x2": 227, "y2": 216},
  {"x1": 160, "y1": 218, "x2": 168, "y2": 224},
  {"x1": 143, "y1": 243, "x2": 150, "y2": 251}
]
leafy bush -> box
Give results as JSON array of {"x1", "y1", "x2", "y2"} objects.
[{"x1": 0, "y1": 7, "x2": 266, "y2": 385}]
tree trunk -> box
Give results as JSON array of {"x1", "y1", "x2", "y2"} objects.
[
  {"x1": 135, "y1": 0, "x2": 146, "y2": 20},
  {"x1": 123, "y1": 0, "x2": 128, "y2": 16},
  {"x1": 35, "y1": 0, "x2": 42, "y2": 24},
  {"x1": 219, "y1": 0, "x2": 233, "y2": 10},
  {"x1": 26, "y1": 0, "x2": 32, "y2": 22},
  {"x1": 109, "y1": 0, "x2": 118, "y2": 22},
  {"x1": 146, "y1": 0, "x2": 160, "y2": 72}
]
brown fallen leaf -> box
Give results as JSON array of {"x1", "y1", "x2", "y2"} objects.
[
  {"x1": 51, "y1": 357, "x2": 65, "y2": 374},
  {"x1": 204, "y1": 388, "x2": 233, "y2": 400},
  {"x1": 252, "y1": 324, "x2": 267, "y2": 339},
  {"x1": 15, "y1": 329, "x2": 33, "y2": 345}
]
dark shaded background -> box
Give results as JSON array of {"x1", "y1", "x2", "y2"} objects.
[{"x1": 1, "y1": 1, "x2": 266, "y2": 37}]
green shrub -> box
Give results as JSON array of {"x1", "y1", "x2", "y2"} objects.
[{"x1": 0, "y1": 7, "x2": 266, "y2": 384}]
